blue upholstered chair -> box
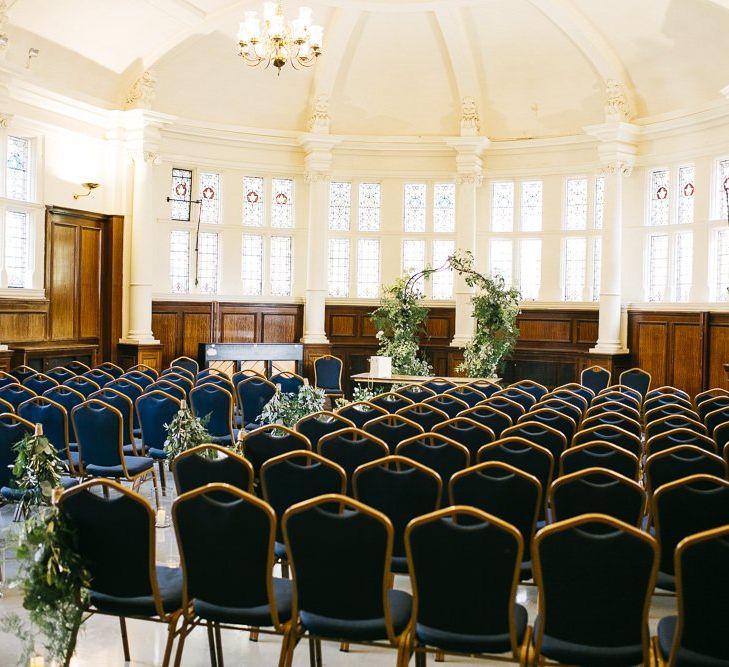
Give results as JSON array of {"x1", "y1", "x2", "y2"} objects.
[
  {"x1": 0, "y1": 413, "x2": 34, "y2": 502},
  {"x1": 432, "y1": 417, "x2": 495, "y2": 461},
  {"x1": 82, "y1": 368, "x2": 114, "y2": 387},
  {"x1": 270, "y1": 372, "x2": 305, "y2": 395},
  {"x1": 121, "y1": 370, "x2": 155, "y2": 391},
  {"x1": 573, "y1": 424, "x2": 641, "y2": 457},
  {"x1": 531, "y1": 514, "x2": 658, "y2": 666},
  {"x1": 580, "y1": 365, "x2": 611, "y2": 394},
  {"x1": 405, "y1": 506, "x2": 530, "y2": 663},
  {"x1": 646, "y1": 428, "x2": 717, "y2": 457},
  {"x1": 313, "y1": 355, "x2": 344, "y2": 397},
  {"x1": 236, "y1": 376, "x2": 277, "y2": 429},
  {"x1": 0, "y1": 397, "x2": 13, "y2": 413},
  {"x1": 294, "y1": 411, "x2": 354, "y2": 450},
  {"x1": 280, "y1": 494, "x2": 413, "y2": 665},
  {"x1": 261, "y1": 450, "x2": 346, "y2": 577},
  {"x1": 459, "y1": 405, "x2": 512, "y2": 439},
  {"x1": 0, "y1": 383, "x2": 37, "y2": 411},
  {"x1": 585, "y1": 399, "x2": 641, "y2": 423},
  {"x1": 422, "y1": 378, "x2": 456, "y2": 395},
  {"x1": 63, "y1": 375, "x2": 100, "y2": 399},
  {"x1": 10, "y1": 365, "x2": 37, "y2": 384},
  {"x1": 619, "y1": 367, "x2": 652, "y2": 399},
  {"x1": 538, "y1": 398, "x2": 584, "y2": 427},
  {"x1": 89, "y1": 387, "x2": 140, "y2": 455},
  {"x1": 0, "y1": 371, "x2": 18, "y2": 389},
  {"x1": 106, "y1": 377, "x2": 144, "y2": 433},
  {"x1": 493, "y1": 387, "x2": 536, "y2": 412},
  {"x1": 646, "y1": 414, "x2": 707, "y2": 441},
  {"x1": 696, "y1": 394, "x2": 729, "y2": 422},
  {"x1": 645, "y1": 445, "x2": 727, "y2": 498},
  {"x1": 422, "y1": 393, "x2": 469, "y2": 419},
  {"x1": 189, "y1": 383, "x2": 236, "y2": 446},
  {"x1": 59, "y1": 479, "x2": 183, "y2": 665},
  {"x1": 704, "y1": 406, "x2": 729, "y2": 439},
  {"x1": 501, "y1": 421, "x2": 567, "y2": 461},
  {"x1": 646, "y1": 403, "x2": 700, "y2": 426},
  {"x1": 592, "y1": 390, "x2": 641, "y2": 412},
  {"x1": 232, "y1": 368, "x2": 264, "y2": 387},
  {"x1": 443, "y1": 385, "x2": 487, "y2": 408},
  {"x1": 136, "y1": 390, "x2": 181, "y2": 495},
  {"x1": 65, "y1": 360, "x2": 91, "y2": 375},
  {"x1": 481, "y1": 396, "x2": 525, "y2": 424},
  {"x1": 362, "y1": 414, "x2": 423, "y2": 454},
  {"x1": 145, "y1": 379, "x2": 186, "y2": 402},
  {"x1": 162, "y1": 366, "x2": 195, "y2": 384},
  {"x1": 353, "y1": 455, "x2": 441, "y2": 574},
  {"x1": 644, "y1": 393, "x2": 694, "y2": 415},
  {"x1": 541, "y1": 389, "x2": 588, "y2": 415},
  {"x1": 43, "y1": 385, "x2": 85, "y2": 444},
  {"x1": 128, "y1": 363, "x2": 158, "y2": 380},
  {"x1": 519, "y1": 407, "x2": 577, "y2": 443},
  {"x1": 194, "y1": 374, "x2": 235, "y2": 396},
  {"x1": 18, "y1": 396, "x2": 80, "y2": 474},
  {"x1": 45, "y1": 366, "x2": 75, "y2": 384},
  {"x1": 581, "y1": 412, "x2": 642, "y2": 440},
  {"x1": 396, "y1": 403, "x2": 448, "y2": 433},
  {"x1": 560, "y1": 442, "x2": 640, "y2": 481},
  {"x1": 555, "y1": 383, "x2": 596, "y2": 407},
  {"x1": 157, "y1": 372, "x2": 193, "y2": 398},
  {"x1": 196, "y1": 367, "x2": 230, "y2": 382},
  {"x1": 335, "y1": 400, "x2": 388, "y2": 429},
  {"x1": 172, "y1": 444, "x2": 254, "y2": 496},
  {"x1": 467, "y1": 380, "x2": 501, "y2": 399},
  {"x1": 550, "y1": 468, "x2": 646, "y2": 527},
  {"x1": 22, "y1": 372, "x2": 58, "y2": 395},
  {"x1": 509, "y1": 379, "x2": 549, "y2": 402},
  {"x1": 96, "y1": 362, "x2": 124, "y2": 379},
  {"x1": 395, "y1": 383, "x2": 436, "y2": 404},
  {"x1": 239, "y1": 424, "x2": 310, "y2": 477},
  {"x1": 170, "y1": 355, "x2": 199, "y2": 376},
  {"x1": 369, "y1": 391, "x2": 414, "y2": 415}
]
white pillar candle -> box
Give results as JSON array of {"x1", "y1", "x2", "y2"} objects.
[
  {"x1": 156, "y1": 508, "x2": 166, "y2": 527},
  {"x1": 30, "y1": 657, "x2": 44, "y2": 667}
]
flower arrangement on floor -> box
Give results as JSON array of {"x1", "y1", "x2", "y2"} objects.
[
  {"x1": 11, "y1": 426, "x2": 65, "y2": 516},
  {"x1": 258, "y1": 384, "x2": 326, "y2": 428},
  {"x1": 371, "y1": 276, "x2": 432, "y2": 376},
  {"x1": 163, "y1": 401, "x2": 211, "y2": 459},
  {"x1": 335, "y1": 384, "x2": 389, "y2": 408}
]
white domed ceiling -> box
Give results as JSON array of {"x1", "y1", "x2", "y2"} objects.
[{"x1": 6, "y1": 0, "x2": 729, "y2": 139}]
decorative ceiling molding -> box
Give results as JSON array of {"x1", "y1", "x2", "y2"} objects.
[{"x1": 142, "y1": 0, "x2": 206, "y2": 25}]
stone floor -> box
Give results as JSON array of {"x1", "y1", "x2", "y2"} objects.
[{"x1": 0, "y1": 477, "x2": 677, "y2": 667}]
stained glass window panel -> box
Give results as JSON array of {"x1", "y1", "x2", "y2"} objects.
[
  {"x1": 520, "y1": 239, "x2": 541, "y2": 301},
  {"x1": 241, "y1": 234, "x2": 263, "y2": 295},
  {"x1": 492, "y1": 182, "x2": 514, "y2": 232},
  {"x1": 5, "y1": 210, "x2": 29, "y2": 288},
  {"x1": 490, "y1": 239, "x2": 513, "y2": 286},
  {"x1": 358, "y1": 183, "x2": 381, "y2": 232},
  {"x1": 563, "y1": 237, "x2": 586, "y2": 301},
  {"x1": 199, "y1": 172, "x2": 221, "y2": 224},
  {"x1": 648, "y1": 234, "x2": 669, "y2": 302},
  {"x1": 677, "y1": 166, "x2": 695, "y2": 225},
  {"x1": 594, "y1": 176, "x2": 605, "y2": 229},
  {"x1": 433, "y1": 183, "x2": 456, "y2": 233},
  {"x1": 521, "y1": 181, "x2": 543, "y2": 232},
  {"x1": 329, "y1": 182, "x2": 351, "y2": 231},
  {"x1": 270, "y1": 236, "x2": 292, "y2": 296},
  {"x1": 243, "y1": 176, "x2": 264, "y2": 227},
  {"x1": 716, "y1": 229, "x2": 729, "y2": 302},
  {"x1": 170, "y1": 168, "x2": 192, "y2": 222},
  {"x1": 328, "y1": 238, "x2": 350, "y2": 297},
  {"x1": 591, "y1": 237, "x2": 602, "y2": 302},
  {"x1": 357, "y1": 239, "x2": 380, "y2": 298},
  {"x1": 169, "y1": 230, "x2": 190, "y2": 293},
  {"x1": 432, "y1": 240, "x2": 455, "y2": 300},
  {"x1": 271, "y1": 178, "x2": 294, "y2": 228},
  {"x1": 566, "y1": 177, "x2": 588, "y2": 230},
  {"x1": 718, "y1": 160, "x2": 729, "y2": 221},
  {"x1": 197, "y1": 232, "x2": 219, "y2": 294},
  {"x1": 403, "y1": 184, "x2": 426, "y2": 232},
  {"x1": 674, "y1": 232, "x2": 692, "y2": 302},
  {"x1": 649, "y1": 169, "x2": 670, "y2": 226},
  {"x1": 402, "y1": 239, "x2": 426, "y2": 294},
  {"x1": 7, "y1": 136, "x2": 30, "y2": 201}
]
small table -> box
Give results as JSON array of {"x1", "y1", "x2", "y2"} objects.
[{"x1": 351, "y1": 373, "x2": 499, "y2": 386}]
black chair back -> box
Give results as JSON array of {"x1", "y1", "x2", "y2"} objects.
[
  {"x1": 619, "y1": 368, "x2": 652, "y2": 399},
  {"x1": 96, "y1": 362, "x2": 124, "y2": 379},
  {"x1": 240, "y1": 425, "x2": 310, "y2": 476},
  {"x1": 560, "y1": 441, "x2": 640, "y2": 480},
  {"x1": 295, "y1": 411, "x2": 354, "y2": 449},
  {"x1": 173, "y1": 444, "x2": 254, "y2": 496},
  {"x1": 482, "y1": 396, "x2": 524, "y2": 424},
  {"x1": 369, "y1": 392, "x2": 414, "y2": 414},
  {"x1": 395, "y1": 403, "x2": 448, "y2": 433},
  {"x1": 460, "y1": 405, "x2": 512, "y2": 438},
  {"x1": 0, "y1": 414, "x2": 34, "y2": 487},
  {"x1": 443, "y1": 385, "x2": 486, "y2": 408},
  {"x1": 538, "y1": 398, "x2": 583, "y2": 425},
  {"x1": 318, "y1": 428, "x2": 389, "y2": 495},
  {"x1": 645, "y1": 445, "x2": 727, "y2": 496},
  {"x1": 580, "y1": 365, "x2": 611, "y2": 394},
  {"x1": 493, "y1": 388, "x2": 536, "y2": 412},
  {"x1": 519, "y1": 407, "x2": 576, "y2": 443},
  {"x1": 362, "y1": 414, "x2": 423, "y2": 453},
  {"x1": 65, "y1": 360, "x2": 91, "y2": 375},
  {"x1": 421, "y1": 394, "x2": 469, "y2": 419},
  {"x1": 585, "y1": 400, "x2": 640, "y2": 423},
  {"x1": 335, "y1": 401, "x2": 388, "y2": 429},
  {"x1": 432, "y1": 417, "x2": 495, "y2": 461},
  {"x1": 502, "y1": 421, "x2": 567, "y2": 461},
  {"x1": 395, "y1": 384, "x2": 436, "y2": 404},
  {"x1": 646, "y1": 414, "x2": 707, "y2": 441},
  {"x1": 395, "y1": 434, "x2": 469, "y2": 497},
  {"x1": 573, "y1": 424, "x2": 641, "y2": 456},
  {"x1": 170, "y1": 356, "x2": 200, "y2": 375},
  {"x1": 508, "y1": 379, "x2": 548, "y2": 402},
  {"x1": 10, "y1": 365, "x2": 36, "y2": 384},
  {"x1": 646, "y1": 428, "x2": 716, "y2": 457},
  {"x1": 581, "y1": 413, "x2": 642, "y2": 439},
  {"x1": 697, "y1": 395, "x2": 729, "y2": 422},
  {"x1": 467, "y1": 381, "x2": 500, "y2": 398},
  {"x1": 422, "y1": 378, "x2": 456, "y2": 395}
]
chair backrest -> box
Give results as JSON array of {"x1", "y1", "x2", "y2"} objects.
[
  {"x1": 170, "y1": 356, "x2": 199, "y2": 375},
  {"x1": 645, "y1": 414, "x2": 707, "y2": 441},
  {"x1": 362, "y1": 414, "x2": 423, "y2": 453},
  {"x1": 541, "y1": 390, "x2": 587, "y2": 415},
  {"x1": 501, "y1": 421, "x2": 567, "y2": 461},
  {"x1": 189, "y1": 383, "x2": 234, "y2": 442},
  {"x1": 481, "y1": 396, "x2": 525, "y2": 423},
  {"x1": 645, "y1": 427, "x2": 717, "y2": 458},
  {"x1": 532, "y1": 514, "x2": 657, "y2": 665},
  {"x1": 369, "y1": 392, "x2": 414, "y2": 414},
  {"x1": 106, "y1": 378, "x2": 144, "y2": 429},
  {"x1": 96, "y1": 362, "x2": 124, "y2": 379},
  {"x1": 335, "y1": 400, "x2": 388, "y2": 429},
  {"x1": 519, "y1": 407, "x2": 576, "y2": 443},
  {"x1": 283, "y1": 494, "x2": 397, "y2": 639},
  {"x1": 236, "y1": 376, "x2": 277, "y2": 427},
  {"x1": 646, "y1": 385, "x2": 690, "y2": 402},
  {"x1": 173, "y1": 483, "x2": 283, "y2": 625},
  {"x1": 269, "y1": 372, "x2": 305, "y2": 394},
  {"x1": 442, "y1": 385, "x2": 486, "y2": 408},
  {"x1": 449, "y1": 461, "x2": 541, "y2": 562},
  {"x1": 23, "y1": 372, "x2": 59, "y2": 395},
  {"x1": 581, "y1": 413, "x2": 642, "y2": 439},
  {"x1": 645, "y1": 403, "x2": 700, "y2": 426},
  {"x1": 195, "y1": 374, "x2": 237, "y2": 398},
  {"x1": 652, "y1": 475, "x2": 729, "y2": 578},
  {"x1": 232, "y1": 368, "x2": 264, "y2": 387},
  {"x1": 432, "y1": 417, "x2": 495, "y2": 461},
  {"x1": 697, "y1": 394, "x2": 729, "y2": 422},
  {"x1": 89, "y1": 387, "x2": 135, "y2": 446},
  {"x1": 353, "y1": 455, "x2": 441, "y2": 559},
  {"x1": 580, "y1": 365, "x2": 611, "y2": 394},
  {"x1": 63, "y1": 376, "x2": 100, "y2": 399},
  {"x1": 72, "y1": 399, "x2": 125, "y2": 469},
  {"x1": 508, "y1": 379, "x2": 549, "y2": 401},
  {"x1": 644, "y1": 394, "x2": 694, "y2": 415},
  {"x1": 599, "y1": 385, "x2": 644, "y2": 405},
  {"x1": 60, "y1": 479, "x2": 165, "y2": 616},
  {"x1": 466, "y1": 380, "x2": 500, "y2": 398},
  {"x1": 0, "y1": 413, "x2": 34, "y2": 487},
  {"x1": 42, "y1": 385, "x2": 85, "y2": 442},
  {"x1": 17, "y1": 396, "x2": 72, "y2": 466},
  {"x1": 121, "y1": 370, "x2": 155, "y2": 391},
  {"x1": 585, "y1": 400, "x2": 640, "y2": 423},
  {"x1": 395, "y1": 403, "x2": 449, "y2": 433},
  {"x1": 459, "y1": 405, "x2": 512, "y2": 438},
  {"x1": 395, "y1": 434, "x2": 470, "y2": 494},
  {"x1": 10, "y1": 365, "x2": 37, "y2": 383},
  {"x1": 537, "y1": 398, "x2": 583, "y2": 426},
  {"x1": 478, "y1": 437, "x2": 553, "y2": 518},
  {"x1": 172, "y1": 444, "x2": 254, "y2": 496},
  {"x1": 493, "y1": 387, "x2": 536, "y2": 412},
  {"x1": 0, "y1": 397, "x2": 13, "y2": 413},
  {"x1": 395, "y1": 383, "x2": 437, "y2": 404},
  {"x1": 550, "y1": 468, "x2": 646, "y2": 526},
  {"x1": 704, "y1": 406, "x2": 729, "y2": 439},
  {"x1": 670, "y1": 525, "x2": 729, "y2": 663},
  {"x1": 573, "y1": 424, "x2": 641, "y2": 456},
  {"x1": 146, "y1": 379, "x2": 186, "y2": 402},
  {"x1": 619, "y1": 368, "x2": 652, "y2": 398},
  {"x1": 163, "y1": 366, "x2": 195, "y2": 382},
  {"x1": 295, "y1": 411, "x2": 355, "y2": 449},
  {"x1": 555, "y1": 383, "x2": 595, "y2": 406},
  {"x1": 65, "y1": 360, "x2": 91, "y2": 375},
  {"x1": 128, "y1": 363, "x2": 159, "y2": 380},
  {"x1": 421, "y1": 394, "x2": 469, "y2": 419},
  {"x1": 0, "y1": 383, "x2": 37, "y2": 410},
  {"x1": 646, "y1": 445, "x2": 727, "y2": 497},
  {"x1": 560, "y1": 441, "x2": 640, "y2": 480},
  {"x1": 82, "y1": 368, "x2": 114, "y2": 387},
  {"x1": 318, "y1": 427, "x2": 389, "y2": 494},
  {"x1": 405, "y1": 506, "x2": 523, "y2": 653},
  {"x1": 197, "y1": 367, "x2": 230, "y2": 381},
  {"x1": 422, "y1": 377, "x2": 456, "y2": 395},
  {"x1": 159, "y1": 372, "x2": 194, "y2": 396},
  {"x1": 136, "y1": 390, "x2": 182, "y2": 451},
  {"x1": 240, "y1": 424, "x2": 311, "y2": 475},
  {"x1": 313, "y1": 355, "x2": 343, "y2": 391},
  {"x1": 261, "y1": 451, "x2": 346, "y2": 544},
  {"x1": 592, "y1": 390, "x2": 641, "y2": 412},
  {"x1": 0, "y1": 370, "x2": 18, "y2": 390}
]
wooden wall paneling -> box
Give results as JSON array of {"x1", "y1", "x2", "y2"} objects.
[
  {"x1": 181, "y1": 312, "x2": 213, "y2": 360},
  {"x1": 151, "y1": 312, "x2": 178, "y2": 367},
  {"x1": 48, "y1": 221, "x2": 76, "y2": 340},
  {"x1": 708, "y1": 313, "x2": 729, "y2": 389},
  {"x1": 262, "y1": 313, "x2": 298, "y2": 342},
  {"x1": 219, "y1": 312, "x2": 257, "y2": 343},
  {"x1": 78, "y1": 226, "x2": 102, "y2": 340},
  {"x1": 102, "y1": 215, "x2": 124, "y2": 362},
  {"x1": 0, "y1": 299, "x2": 48, "y2": 342},
  {"x1": 670, "y1": 322, "x2": 704, "y2": 396}
]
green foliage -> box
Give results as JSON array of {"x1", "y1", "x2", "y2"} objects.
[
  {"x1": 258, "y1": 384, "x2": 326, "y2": 428},
  {"x1": 370, "y1": 276, "x2": 432, "y2": 376},
  {"x1": 334, "y1": 384, "x2": 389, "y2": 408},
  {"x1": 11, "y1": 431, "x2": 64, "y2": 514},
  {"x1": 163, "y1": 406, "x2": 211, "y2": 459},
  {"x1": 1, "y1": 505, "x2": 90, "y2": 665}
]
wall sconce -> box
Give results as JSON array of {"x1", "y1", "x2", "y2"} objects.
[
  {"x1": 0, "y1": 35, "x2": 9, "y2": 49},
  {"x1": 73, "y1": 182, "x2": 100, "y2": 200},
  {"x1": 26, "y1": 47, "x2": 39, "y2": 69}
]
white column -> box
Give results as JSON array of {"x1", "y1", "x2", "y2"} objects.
[
  {"x1": 300, "y1": 135, "x2": 340, "y2": 344},
  {"x1": 447, "y1": 138, "x2": 488, "y2": 347}
]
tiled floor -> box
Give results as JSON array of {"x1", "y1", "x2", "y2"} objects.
[{"x1": 0, "y1": 478, "x2": 676, "y2": 667}]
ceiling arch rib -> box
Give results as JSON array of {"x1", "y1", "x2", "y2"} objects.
[{"x1": 526, "y1": 0, "x2": 637, "y2": 117}]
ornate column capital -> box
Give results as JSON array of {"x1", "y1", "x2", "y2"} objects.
[
  {"x1": 0, "y1": 112, "x2": 12, "y2": 128},
  {"x1": 604, "y1": 79, "x2": 634, "y2": 123},
  {"x1": 599, "y1": 160, "x2": 633, "y2": 178},
  {"x1": 455, "y1": 173, "x2": 483, "y2": 187},
  {"x1": 447, "y1": 136, "x2": 488, "y2": 187},
  {"x1": 304, "y1": 170, "x2": 330, "y2": 184},
  {"x1": 460, "y1": 96, "x2": 481, "y2": 136},
  {"x1": 307, "y1": 93, "x2": 330, "y2": 134},
  {"x1": 125, "y1": 71, "x2": 156, "y2": 110}
]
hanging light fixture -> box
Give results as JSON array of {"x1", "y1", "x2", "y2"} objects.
[{"x1": 237, "y1": 1, "x2": 323, "y2": 75}]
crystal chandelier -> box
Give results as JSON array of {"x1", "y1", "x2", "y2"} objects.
[{"x1": 237, "y1": 1, "x2": 323, "y2": 75}]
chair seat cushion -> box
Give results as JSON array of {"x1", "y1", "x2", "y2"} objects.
[
  {"x1": 299, "y1": 589, "x2": 412, "y2": 641},
  {"x1": 85, "y1": 456, "x2": 153, "y2": 478},
  {"x1": 133, "y1": 427, "x2": 142, "y2": 438},
  {"x1": 519, "y1": 560, "x2": 533, "y2": 582},
  {"x1": 0, "y1": 486, "x2": 28, "y2": 501},
  {"x1": 60, "y1": 476, "x2": 80, "y2": 489},
  {"x1": 207, "y1": 434, "x2": 233, "y2": 446},
  {"x1": 274, "y1": 541, "x2": 287, "y2": 561},
  {"x1": 148, "y1": 448, "x2": 167, "y2": 461},
  {"x1": 416, "y1": 603, "x2": 527, "y2": 654},
  {"x1": 193, "y1": 577, "x2": 292, "y2": 626},
  {"x1": 534, "y1": 615, "x2": 645, "y2": 666},
  {"x1": 321, "y1": 388, "x2": 343, "y2": 396},
  {"x1": 122, "y1": 439, "x2": 145, "y2": 456},
  {"x1": 90, "y1": 565, "x2": 182, "y2": 617},
  {"x1": 69, "y1": 442, "x2": 79, "y2": 452},
  {"x1": 656, "y1": 571, "x2": 676, "y2": 592},
  {"x1": 657, "y1": 616, "x2": 729, "y2": 666}
]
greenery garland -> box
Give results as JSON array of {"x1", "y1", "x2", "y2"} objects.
[
  {"x1": 258, "y1": 384, "x2": 325, "y2": 428},
  {"x1": 11, "y1": 429, "x2": 65, "y2": 515},
  {"x1": 163, "y1": 404, "x2": 212, "y2": 459}
]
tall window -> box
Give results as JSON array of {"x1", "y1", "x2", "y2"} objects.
[
  {"x1": 199, "y1": 172, "x2": 221, "y2": 224},
  {"x1": 6, "y1": 136, "x2": 30, "y2": 201},
  {"x1": 520, "y1": 239, "x2": 541, "y2": 300},
  {"x1": 649, "y1": 169, "x2": 670, "y2": 226},
  {"x1": 566, "y1": 177, "x2": 588, "y2": 230},
  {"x1": 563, "y1": 237, "x2": 586, "y2": 301},
  {"x1": 402, "y1": 239, "x2": 426, "y2": 293},
  {"x1": 270, "y1": 236, "x2": 293, "y2": 296},
  {"x1": 432, "y1": 239, "x2": 455, "y2": 300},
  {"x1": 329, "y1": 182, "x2": 351, "y2": 231},
  {"x1": 716, "y1": 159, "x2": 729, "y2": 220},
  {"x1": 677, "y1": 166, "x2": 695, "y2": 225},
  {"x1": 674, "y1": 232, "x2": 692, "y2": 302},
  {"x1": 358, "y1": 183, "x2": 380, "y2": 231},
  {"x1": 4, "y1": 210, "x2": 30, "y2": 288},
  {"x1": 594, "y1": 176, "x2": 605, "y2": 229},
  {"x1": 328, "y1": 238, "x2": 350, "y2": 297},
  {"x1": 433, "y1": 183, "x2": 455, "y2": 233},
  {"x1": 357, "y1": 239, "x2": 380, "y2": 298},
  {"x1": 591, "y1": 237, "x2": 602, "y2": 302},
  {"x1": 169, "y1": 230, "x2": 190, "y2": 293},
  {"x1": 491, "y1": 182, "x2": 514, "y2": 232},
  {"x1": 715, "y1": 229, "x2": 729, "y2": 302},
  {"x1": 403, "y1": 183, "x2": 426, "y2": 232},
  {"x1": 241, "y1": 234, "x2": 263, "y2": 296},
  {"x1": 520, "y1": 181, "x2": 542, "y2": 231},
  {"x1": 243, "y1": 176, "x2": 264, "y2": 227},
  {"x1": 490, "y1": 239, "x2": 513, "y2": 286},
  {"x1": 271, "y1": 178, "x2": 294, "y2": 228},
  {"x1": 647, "y1": 234, "x2": 669, "y2": 302},
  {"x1": 170, "y1": 168, "x2": 192, "y2": 221},
  {"x1": 196, "y1": 232, "x2": 219, "y2": 294}
]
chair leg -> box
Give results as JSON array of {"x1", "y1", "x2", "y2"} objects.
[
  {"x1": 214, "y1": 623, "x2": 224, "y2": 667},
  {"x1": 249, "y1": 627, "x2": 259, "y2": 642},
  {"x1": 280, "y1": 559, "x2": 289, "y2": 579},
  {"x1": 206, "y1": 623, "x2": 218, "y2": 667},
  {"x1": 102, "y1": 484, "x2": 110, "y2": 499},
  {"x1": 151, "y1": 468, "x2": 161, "y2": 509},
  {"x1": 158, "y1": 460, "x2": 167, "y2": 497},
  {"x1": 162, "y1": 614, "x2": 180, "y2": 667},
  {"x1": 415, "y1": 647, "x2": 426, "y2": 667},
  {"x1": 63, "y1": 617, "x2": 82, "y2": 667},
  {"x1": 173, "y1": 618, "x2": 189, "y2": 667},
  {"x1": 308, "y1": 637, "x2": 317, "y2": 667},
  {"x1": 315, "y1": 639, "x2": 322, "y2": 667},
  {"x1": 434, "y1": 649, "x2": 444, "y2": 662},
  {"x1": 119, "y1": 617, "x2": 131, "y2": 662},
  {"x1": 339, "y1": 641, "x2": 349, "y2": 652}
]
